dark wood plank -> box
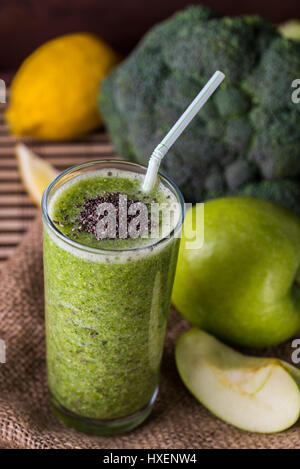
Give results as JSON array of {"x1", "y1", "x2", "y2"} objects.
[{"x1": 0, "y1": 0, "x2": 296, "y2": 70}]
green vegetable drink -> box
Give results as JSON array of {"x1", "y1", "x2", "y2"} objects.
[{"x1": 42, "y1": 160, "x2": 184, "y2": 435}]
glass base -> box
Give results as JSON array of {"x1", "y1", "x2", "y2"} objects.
[{"x1": 49, "y1": 387, "x2": 158, "y2": 436}]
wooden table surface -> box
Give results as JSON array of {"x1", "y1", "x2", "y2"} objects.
[{"x1": 0, "y1": 93, "x2": 118, "y2": 266}]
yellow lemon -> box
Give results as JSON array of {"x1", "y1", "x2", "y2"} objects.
[
  {"x1": 279, "y1": 20, "x2": 300, "y2": 41},
  {"x1": 6, "y1": 33, "x2": 119, "y2": 140}
]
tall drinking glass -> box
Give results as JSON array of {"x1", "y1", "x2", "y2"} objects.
[{"x1": 42, "y1": 160, "x2": 184, "y2": 435}]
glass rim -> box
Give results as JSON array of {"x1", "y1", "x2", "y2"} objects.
[{"x1": 41, "y1": 159, "x2": 185, "y2": 254}]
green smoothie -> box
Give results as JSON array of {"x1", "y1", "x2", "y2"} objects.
[{"x1": 42, "y1": 162, "x2": 183, "y2": 433}]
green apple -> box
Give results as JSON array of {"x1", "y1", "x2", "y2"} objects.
[
  {"x1": 176, "y1": 328, "x2": 300, "y2": 433},
  {"x1": 172, "y1": 197, "x2": 300, "y2": 347}
]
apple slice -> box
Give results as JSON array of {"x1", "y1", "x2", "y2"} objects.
[{"x1": 176, "y1": 328, "x2": 300, "y2": 433}]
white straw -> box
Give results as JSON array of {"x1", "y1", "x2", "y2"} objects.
[{"x1": 142, "y1": 70, "x2": 225, "y2": 192}]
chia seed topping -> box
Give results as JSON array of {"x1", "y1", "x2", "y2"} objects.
[{"x1": 73, "y1": 192, "x2": 153, "y2": 240}]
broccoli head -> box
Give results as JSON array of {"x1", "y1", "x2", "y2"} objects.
[{"x1": 99, "y1": 5, "x2": 300, "y2": 214}]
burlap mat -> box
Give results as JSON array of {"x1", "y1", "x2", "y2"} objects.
[{"x1": 0, "y1": 216, "x2": 299, "y2": 449}]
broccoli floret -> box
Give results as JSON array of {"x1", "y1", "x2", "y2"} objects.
[
  {"x1": 99, "y1": 75, "x2": 134, "y2": 160},
  {"x1": 225, "y1": 159, "x2": 257, "y2": 190},
  {"x1": 238, "y1": 180, "x2": 300, "y2": 215},
  {"x1": 214, "y1": 87, "x2": 250, "y2": 118},
  {"x1": 163, "y1": 16, "x2": 260, "y2": 84},
  {"x1": 224, "y1": 117, "x2": 253, "y2": 152},
  {"x1": 204, "y1": 166, "x2": 225, "y2": 192},
  {"x1": 100, "y1": 5, "x2": 300, "y2": 214},
  {"x1": 249, "y1": 108, "x2": 300, "y2": 178},
  {"x1": 245, "y1": 37, "x2": 300, "y2": 112}
]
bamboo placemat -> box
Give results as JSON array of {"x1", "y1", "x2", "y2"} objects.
[{"x1": 0, "y1": 92, "x2": 117, "y2": 265}]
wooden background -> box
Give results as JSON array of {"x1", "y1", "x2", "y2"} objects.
[{"x1": 0, "y1": 0, "x2": 299, "y2": 70}]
